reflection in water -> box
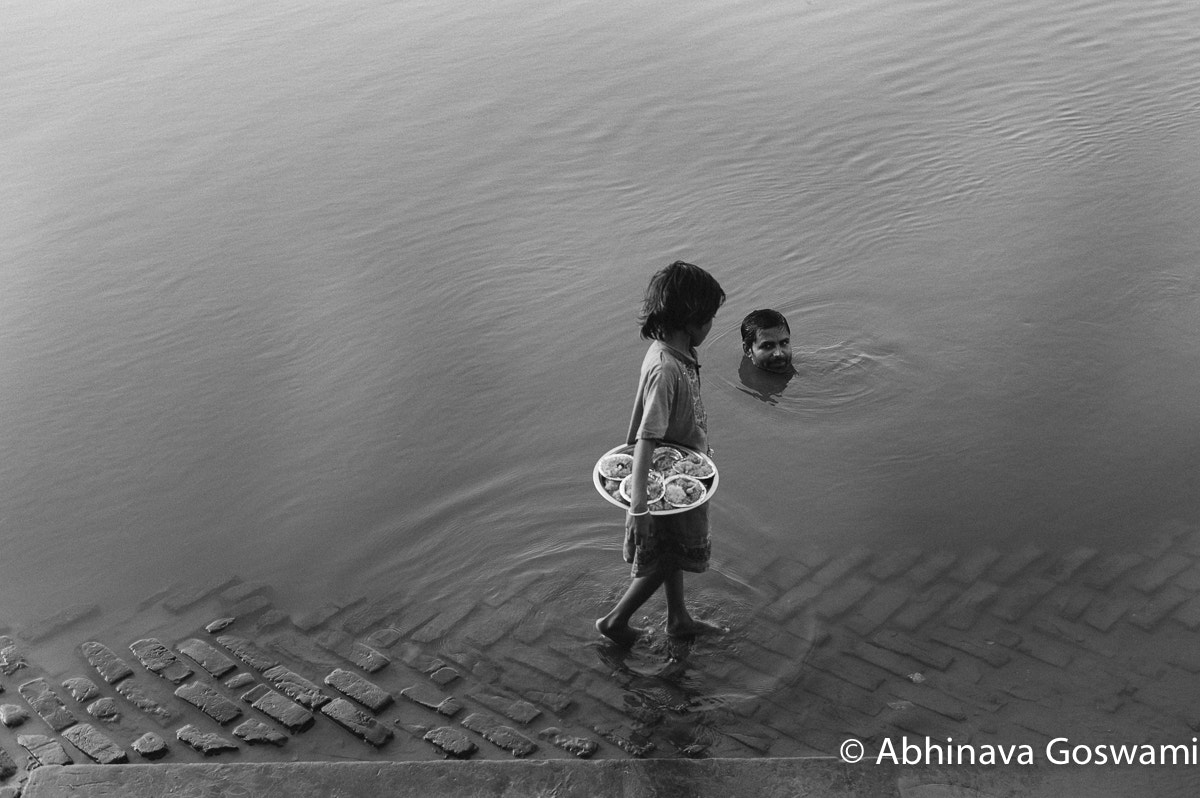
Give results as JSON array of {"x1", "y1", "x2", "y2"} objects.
[{"x1": 737, "y1": 356, "x2": 795, "y2": 405}]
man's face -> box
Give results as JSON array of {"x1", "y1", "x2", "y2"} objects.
[{"x1": 746, "y1": 325, "x2": 792, "y2": 373}]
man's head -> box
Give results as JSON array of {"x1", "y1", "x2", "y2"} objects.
[{"x1": 740, "y1": 308, "x2": 792, "y2": 373}]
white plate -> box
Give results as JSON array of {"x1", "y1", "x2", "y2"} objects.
[{"x1": 592, "y1": 443, "x2": 718, "y2": 516}]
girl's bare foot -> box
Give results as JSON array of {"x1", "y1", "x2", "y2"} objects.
[
  {"x1": 595, "y1": 617, "x2": 641, "y2": 648},
  {"x1": 667, "y1": 618, "x2": 727, "y2": 638}
]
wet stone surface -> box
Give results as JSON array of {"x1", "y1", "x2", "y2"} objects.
[
  {"x1": 18, "y1": 734, "x2": 72, "y2": 766},
  {"x1": 3, "y1": 529, "x2": 1200, "y2": 784},
  {"x1": 129, "y1": 639, "x2": 193, "y2": 684},
  {"x1": 62, "y1": 723, "x2": 127, "y2": 764},
  {"x1": 175, "y1": 681, "x2": 242, "y2": 725}
]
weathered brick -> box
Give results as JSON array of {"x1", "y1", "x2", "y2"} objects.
[
  {"x1": 927, "y1": 629, "x2": 1010, "y2": 668},
  {"x1": 114, "y1": 679, "x2": 175, "y2": 723},
  {"x1": 946, "y1": 547, "x2": 1002, "y2": 583},
  {"x1": 86, "y1": 697, "x2": 121, "y2": 722},
  {"x1": 810, "y1": 546, "x2": 873, "y2": 587},
  {"x1": 131, "y1": 732, "x2": 168, "y2": 759},
  {"x1": 461, "y1": 599, "x2": 534, "y2": 647},
  {"x1": 229, "y1": 594, "x2": 272, "y2": 618},
  {"x1": 849, "y1": 641, "x2": 923, "y2": 679},
  {"x1": 989, "y1": 577, "x2": 1056, "y2": 622},
  {"x1": 263, "y1": 665, "x2": 329, "y2": 709},
  {"x1": 215, "y1": 635, "x2": 279, "y2": 673},
  {"x1": 347, "y1": 642, "x2": 389, "y2": 674},
  {"x1": 504, "y1": 644, "x2": 578, "y2": 683},
  {"x1": 400, "y1": 684, "x2": 462, "y2": 717},
  {"x1": 798, "y1": 672, "x2": 881, "y2": 718},
  {"x1": 461, "y1": 712, "x2": 537, "y2": 757},
  {"x1": 80, "y1": 641, "x2": 134, "y2": 684},
  {"x1": 987, "y1": 545, "x2": 1044, "y2": 584},
  {"x1": 62, "y1": 723, "x2": 127, "y2": 764},
  {"x1": 1174, "y1": 595, "x2": 1200, "y2": 630},
  {"x1": 22, "y1": 603, "x2": 100, "y2": 642},
  {"x1": 204, "y1": 617, "x2": 235, "y2": 634},
  {"x1": 471, "y1": 691, "x2": 541, "y2": 725},
  {"x1": 813, "y1": 575, "x2": 874, "y2": 619},
  {"x1": 163, "y1": 577, "x2": 239, "y2": 612},
  {"x1": 410, "y1": 601, "x2": 475, "y2": 643},
  {"x1": 846, "y1": 585, "x2": 916, "y2": 636},
  {"x1": 18, "y1": 678, "x2": 76, "y2": 731},
  {"x1": 1130, "y1": 554, "x2": 1193, "y2": 594},
  {"x1": 941, "y1": 581, "x2": 999, "y2": 629},
  {"x1": 0, "y1": 636, "x2": 26, "y2": 676},
  {"x1": 177, "y1": 638, "x2": 238, "y2": 678},
  {"x1": 808, "y1": 653, "x2": 885, "y2": 692},
  {"x1": 423, "y1": 726, "x2": 477, "y2": 758},
  {"x1": 1082, "y1": 596, "x2": 1127, "y2": 632},
  {"x1": 129, "y1": 638, "x2": 193, "y2": 683},
  {"x1": 871, "y1": 630, "x2": 954, "y2": 670},
  {"x1": 321, "y1": 698, "x2": 393, "y2": 747},
  {"x1": 1045, "y1": 547, "x2": 1099, "y2": 583},
  {"x1": 1084, "y1": 553, "x2": 1145, "y2": 590},
  {"x1": 324, "y1": 668, "x2": 392, "y2": 712},
  {"x1": 904, "y1": 550, "x2": 958, "y2": 587},
  {"x1": 891, "y1": 584, "x2": 958, "y2": 630},
  {"x1": 1127, "y1": 585, "x2": 1190, "y2": 631},
  {"x1": 232, "y1": 718, "x2": 287, "y2": 746},
  {"x1": 1015, "y1": 631, "x2": 1073, "y2": 668},
  {"x1": 176, "y1": 724, "x2": 238, "y2": 755},
  {"x1": 363, "y1": 626, "x2": 404, "y2": 649},
  {"x1": 867, "y1": 547, "x2": 923, "y2": 581},
  {"x1": 1041, "y1": 585, "x2": 1096, "y2": 621},
  {"x1": 240, "y1": 684, "x2": 314, "y2": 732},
  {"x1": 175, "y1": 681, "x2": 242, "y2": 725},
  {"x1": 62, "y1": 676, "x2": 101, "y2": 703},
  {"x1": 1032, "y1": 617, "x2": 1117, "y2": 658},
  {"x1": 768, "y1": 582, "x2": 822, "y2": 618},
  {"x1": 18, "y1": 733, "x2": 73, "y2": 766},
  {"x1": 430, "y1": 666, "x2": 460, "y2": 687},
  {"x1": 538, "y1": 726, "x2": 598, "y2": 758},
  {"x1": 887, "y1": 680, "x2": 967, "y2": 721},
  {"x1": 0, "y1": 704, "x2": 28, "y2": 727}
]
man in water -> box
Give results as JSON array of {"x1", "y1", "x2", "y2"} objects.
[{"x1": 740, "y1": 308, "x2": 792, "y2": 373}]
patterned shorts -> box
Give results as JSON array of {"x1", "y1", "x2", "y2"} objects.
[{"x1": 623, "y1": 504, "x2": 711, "y2": 578}]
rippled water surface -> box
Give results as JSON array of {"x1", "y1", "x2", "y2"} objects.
[{"x1": 3, "y1": 0, "x2": 1200, "y2": 653}]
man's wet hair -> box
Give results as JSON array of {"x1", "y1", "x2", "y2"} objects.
[{"x1": 740, "y1": 308, "x2": 790, "y2": 352}]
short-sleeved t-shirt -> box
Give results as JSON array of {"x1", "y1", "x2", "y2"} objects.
[{"x1": 626, "y1": 341, "x2": 707, "y2": 451}]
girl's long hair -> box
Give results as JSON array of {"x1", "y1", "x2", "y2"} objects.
[{"x1": 639, "y1": 261, "x2": 726, "y2": 340}]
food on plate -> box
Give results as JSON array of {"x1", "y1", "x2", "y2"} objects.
[
  {"x1": 652, "y1": 446, "x2": 683, "y2": 471},
  {"x1": 619, "y1": 471, "x2": 665, "y2": 505},
  {"x1": 672, "y1": 453, "x2": 715, "y2": 479},
  {"x1": 602, "y1": 478, "x2": 623, "y2": 499},
  {"x1": 598, "y1": 453, "x2": 634, "y2": 480},
  {"x1": 664, "y1": 475, "x2": 706, "y2": 508}
]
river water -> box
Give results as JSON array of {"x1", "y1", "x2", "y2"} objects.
[{"x1": 3, "y1": 0, "x2": 1199, "y2": 647}]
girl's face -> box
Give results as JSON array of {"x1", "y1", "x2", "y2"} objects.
[{"x1": 688, "y1": 316, "x2": 715, "y2": 347}]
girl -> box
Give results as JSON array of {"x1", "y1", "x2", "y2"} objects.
[{"x1": 596, "y1": 261, "x2": 727, "y2": 648}]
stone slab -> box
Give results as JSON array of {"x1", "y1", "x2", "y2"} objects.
[
  {"x1": 18, "y1": 733, "x2": 73, "y2": 766},
  {"x1": 320, "y1": 698, "x2": 393, "y2": 747},
  {"x1": 216, "y1": 634, "x2": 279, "y2": 672},
  {"x1": 175, "y1": 681, "x2": 242, "y2": 725},
  {"x1": 422, "y1": 726, "x2": 477, "y2": 758},
  {"x1": 538, "y1": 726, "x2": 598, "y2": 758},
  {"x1": 324, "y1": 668, "x2": 392, "y2": 712},
  {"x1": 18, "y1": 678, "x2": 76, "y2": 732},
  {"x1": 62, "y1": 723, "x2": 128, "y2": 764},
  {"x1": 400, "y1": 684, "x2": 462, "y2": 717},
  {"x1": 131, "y1": 732, "x2": 169, "y2": 760},
  {"x1": 177, "y1": 638, "x2": 238, "y2": 678},
  {"x1": 240, "y1": 684, "x2": 315, "y2": 732},
  {"x1": 80, "y1": 641, "x2": 134, "y2": 684},
  {"x1": 0, "y1": 636, "x2": 26, "y2": 676},
  {"x1": 114, "y1": 679, "x2": 175, "y2": 724},
  {"x1": 460, "y1": 712, "x2": 537, "y2": 757},
  {"x1": 232, "y1": 718, "x2": 288, "y2": 746},
  {"x1": 263, "y1": 665, "x2": 329, "y2": 709},
  {"x1": 129, "y1": 638, "x2": 193, "y2": 683},
  {"x1": 176, "y1": 724, "x2": 238, "y2": 756},
  {"x1": 29, "y1": 758, "x2": 1196, "y2": 798},
  {"x1": 62, "y1": 676, "x2": 101, "y2": 703}
]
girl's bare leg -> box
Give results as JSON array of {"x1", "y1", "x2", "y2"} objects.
[
  {"x1": 664, "y1": 569, "x2": 725, "y2": 638},
  {"x1": 596, "y1": 571, "x2": 666, "y2": 648}
]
